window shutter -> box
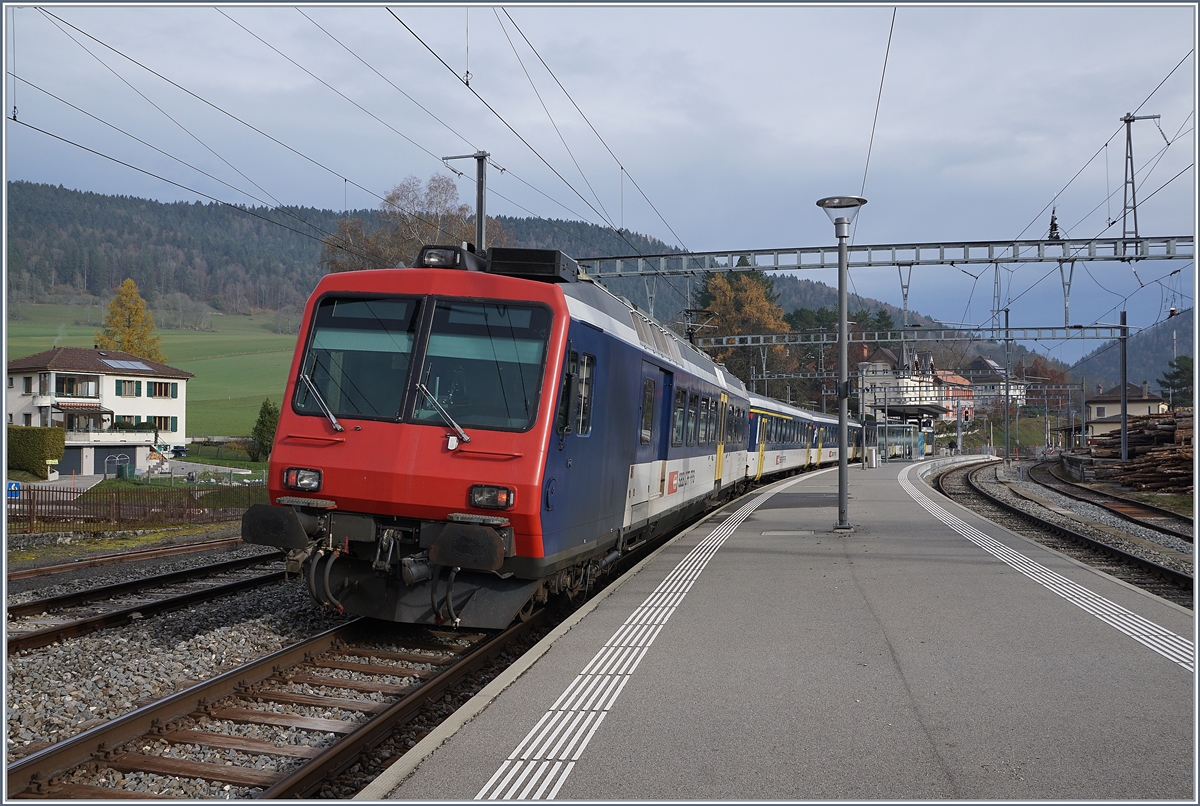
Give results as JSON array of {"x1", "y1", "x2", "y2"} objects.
[
  {"x1": 171, "y1": 416, "x2": 178, "y2": 432},
  {"x1": 115, "y1": 379, "x2": 123, "y2": 396},
  {"x1": 135, "y1": 381, "x2": 142, "y2": 397},
  {"x1": 135, "y1": 415, "x2": 142, "y2": 424},
  {"x1": 171, "y1": 383, "x2": 178, "y2": 399}
]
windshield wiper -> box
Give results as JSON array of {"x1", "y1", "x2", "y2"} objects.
[
  {"x1": 299, "y1": 373, "x2": 345, "y2": 432},
  {"x1": 417, "y1": 382, "x2": 471, "y2": 444}
]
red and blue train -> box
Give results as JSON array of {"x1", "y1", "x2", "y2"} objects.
[{"x1": 243, "y1": 245, "x2": 862, "y2": 628}]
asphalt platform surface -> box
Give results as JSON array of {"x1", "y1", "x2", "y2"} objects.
[{"x1": 369, "y1": 457, "x2": 1192, "y2": 801}]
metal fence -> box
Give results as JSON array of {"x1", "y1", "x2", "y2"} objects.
[{"x1": 6, "y1": 484, "x2": 270, "y2": 534}]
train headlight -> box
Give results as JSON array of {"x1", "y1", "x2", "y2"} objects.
[
  {"x1": 419, "y1": 247, "x2": 456, "y2": 267},
  {"x1": 283, "y1": 468, "x2": 322, "y2": 491},
  {"x1": 469, "y1": 484, "x2": 515, "y2": 509}
]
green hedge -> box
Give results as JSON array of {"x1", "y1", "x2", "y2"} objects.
[{"x1": 7, "y1": 426, "x2": 66, "y2": 480}]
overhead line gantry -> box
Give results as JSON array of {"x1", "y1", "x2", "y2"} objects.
[{"x1": 577, "y1": 235, "x2": 1192, "y2": 278}]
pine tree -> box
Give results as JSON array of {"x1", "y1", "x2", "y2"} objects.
[
  {"x1": 95, "y1": 278, "x2": 166, "y2": 362},
  {"x1": 1157, "y1": 355, "x2": 1193, "y2": 409},
  {"x1": 248, "y1": 398, "x2": 280, "y2": 462}
]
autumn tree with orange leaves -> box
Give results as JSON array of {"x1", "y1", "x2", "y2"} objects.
[{"x1": 696, "y1": 269, "x2": 798, "y2": 395}]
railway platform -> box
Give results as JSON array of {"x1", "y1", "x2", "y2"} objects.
[{"x1": 361, "y1": 457, "x2": 1194, "y2": 801}]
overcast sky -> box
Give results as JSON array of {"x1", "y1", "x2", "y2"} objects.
[{"x1": 4, "y1": 3, "x2": 1196, "y2": 365}]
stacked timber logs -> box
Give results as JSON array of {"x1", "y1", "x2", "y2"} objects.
[{"x1": 1089, "y1": 410, "x2": 1193, "y2": 493}]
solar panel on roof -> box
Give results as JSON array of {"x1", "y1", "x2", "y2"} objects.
[{"x1": 101, "y1": 359, "x2": 152, "y2": 371}]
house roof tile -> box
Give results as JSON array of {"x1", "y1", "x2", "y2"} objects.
[{"x1": 7, "y1": 347, "x2": 193, "y2": 379}]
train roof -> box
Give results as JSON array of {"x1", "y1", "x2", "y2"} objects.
[
  {"x1": 747, "y1": 392, "x2": 861, "y2": 426},
  {"x1": 562, "y1": 278, "x2": 748, "y2": 395}
]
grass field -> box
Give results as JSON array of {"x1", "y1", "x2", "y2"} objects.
[{"x1": 7, "y1": 304, "x2": 298, "y2": 437}]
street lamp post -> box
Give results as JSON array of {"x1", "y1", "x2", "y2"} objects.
[{"x1": 817, "y1": 196, "x2": 867, "y2": 532}]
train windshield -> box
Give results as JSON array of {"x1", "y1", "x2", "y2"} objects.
[
  {"x1": 296, "y1": 296, "x2": 420, "y2": 419},
  {"x1": 412, "y1": 301, "x2": 551, "y2": 431}
]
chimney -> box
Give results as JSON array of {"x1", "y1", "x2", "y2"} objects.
[
  {"x1": 1097, "y1": 382, "x2": 1102, "y2": 395},
  {"x1": 1142, "y1": 380, "x2": 1149, "y2": 398}
]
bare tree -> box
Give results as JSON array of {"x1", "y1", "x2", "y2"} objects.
[{"x1": 320, "y1": 173, "x2": 507, "y2": 273}]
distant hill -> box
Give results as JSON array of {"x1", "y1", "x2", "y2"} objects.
[
  {"x1": 9, "y1": 181, "x2": 1070, "y2": 377},
  {"x1": 1069, "y1": 308, "x2": 1194, "y2": 394}
]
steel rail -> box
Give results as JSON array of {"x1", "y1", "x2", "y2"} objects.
[
  {"x1": 960, "y1": 464, "x2": 1192, "y2": 590},
  {"x1": 260, "y1": 610, "x2": 548, "y2": 799},
  {"x1": 7, "y1": 553, "x2": 283, "y2": 618},
  {"x1": 7, "y1": 571, "x2": 287, "y2": 654},
  {"x1": 7, "y1": 537, "x2": 247, "y2": 581},
  {"x1": 9, "y1": 620, "x2": 366, "y2": 797},
  {"x1": 1034, "y1": 460, "x2": 1193, "y2": 538}
]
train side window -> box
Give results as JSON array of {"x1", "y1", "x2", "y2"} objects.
[
  {"x1": 698, "y1": 398, "x2": 709, "y2": 444},
  {"x1": 672, "y1": 389, "x2": 687, "y2": 446},
  {"x1": 555, "y1": 350, "x2": 579, "y2": 435},
  {"x1": 639, "y1": 378, "x2": 655, "y2": 445},
  {"x1": 575, "y1": 354, "x2": 595, "y2": 436},
  {"x1": 686, "y1": 393, "x2": 699, "y2": 445}
]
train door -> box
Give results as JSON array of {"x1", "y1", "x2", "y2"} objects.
[
  {"x1": 713, "y1": 393, "x2": 727, "y2": 496},
  {"x1": 635, "y1": 361, "x2": 672, "y2": 501},
  {"x1": 754, "y1": 414, "x2": 767, "y2": 481}
]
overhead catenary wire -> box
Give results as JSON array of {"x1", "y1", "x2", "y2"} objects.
[
  {"x1": 35, "y1": 8, "x2": 482, "y2": 249},
  {"x1": 387, "y1": 9, "x2": 696, "y2": 311},
  {"x1": 1011, "y1": 48, "x2": 1193, "y2": 244},
  {"x1": 292, "y1": 7, "x2": 626, "y2": 260},
  {"x1": 292, "y1": 6, "x2": 672, "y2": 286},
  {"x1": 11, "y1": 118, "x2": 394, "y2": 267},
  {"x1": 387, "y1": 8, "x2": 642, "y2": 257},
  {"x1": 493, "y1": 8, "x2": 614, "y2": 230},
  {"x1": 499, "y1": 9, "x2": 694, "y2": 257},
  {"x1": 7, "y1": 72, "x2": 390, "y2": 265},
  {"x1": 40, "y1": 8, "x2": 288, "y2": 211}
]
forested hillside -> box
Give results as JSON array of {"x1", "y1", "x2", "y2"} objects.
[
  {"x1": 1069, "y1": 308, "x2": 1194, "y2": 393},
  {"x1": 6, "y1": 181, "x2": 684, "y2": 323},
  {"x1": 4, "y1": 181, "x2": 1076, "y2": 379}
]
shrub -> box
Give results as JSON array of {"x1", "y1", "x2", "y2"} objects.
[{"x1": 7, "y1": 426, "x2": 66, "y2": 479}]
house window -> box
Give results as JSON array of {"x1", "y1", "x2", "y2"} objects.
[
  {"x1": 23, "y1": 413, "x2": 31, "y2": 426},
  {"x1": 6, "y1": 377, "x2": 11, "y2": 389},
  {"x1": 22, "y1": 376, "x2": 32, "y2": 394},
  {"x1": 55, "y1": 375, "x2": 99, "y2": 398},
  {"x1": 152, "y1": 416, "x2": 178, "y2": 432},
  {"x1": 149, "y1": 381, "x2": 177, "y2": 398},
  {"x1": 39, "y1": 373, "x2": 50, "y2": 395},
  {"x1": 1095, "y1": 406, "x2": 1106, "y2": 418},
  {"x1": 115, "y1": 379, "x2": 142, "y2": 397}
]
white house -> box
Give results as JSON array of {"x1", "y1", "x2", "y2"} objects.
[
  {"x1": 857, "y1": 348, "x2": 956, "y2": 422},
  {"x1": 1084, "y1": 381, "x2": 1169, "y2": 440},
  {"x1": 7, "y1": 347, "x2": 193, "y2": 476},
  {"x1": 966, "y1": 356, "x2": 1028, "y2": 408}
]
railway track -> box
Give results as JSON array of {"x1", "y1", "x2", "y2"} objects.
[
  {"x1": 934, "y1": 462, "x2": 1192, "y2": 609},
  {"x1": 1027, "y1": 460, "x2": 1193, "y2": 541},
  {"x1": 7, "y1": 554, "x2": 286, "y2": 654},
  {"x1": 8, "y1": 537, "x2": 249, "y2": 582},
  {"x1": 8, "y1": 615, "x2": 545, "y2": 799}
]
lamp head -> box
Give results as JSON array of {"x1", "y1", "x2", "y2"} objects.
[{"x1": 816, "y1": 196, "x2": 867, "y2": 226}]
